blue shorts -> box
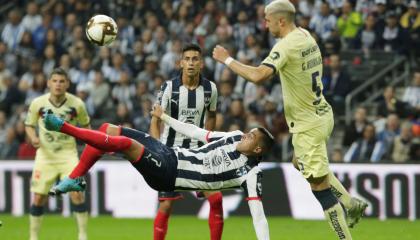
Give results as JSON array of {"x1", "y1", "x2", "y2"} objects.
[{"x1": 120, "y1": 127, "x2": 178, "y2": 191}]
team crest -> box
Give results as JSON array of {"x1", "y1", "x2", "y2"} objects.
[{"x1": 270, "y1": 52, "x2": 280, "y2": 60}]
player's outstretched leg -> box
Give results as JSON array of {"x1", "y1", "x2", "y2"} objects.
[
  {"x1": 328, "y1": 171, "x2": 368, "y2": 227},
  {"x1": 69, "y1": 123, "x2": 110, "y2": 179},
  {"x1": 49, "y1": 177, "x2": 87, "y2": 196},
  {"x1": 43, "y1": 114, "x2": 132, "y2": 153}
]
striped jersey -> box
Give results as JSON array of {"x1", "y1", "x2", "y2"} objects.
[
  {"x1": 173, "y1": 130, "x2": 263, "y2": 198},
  {"x1": 157, "y1": 75, "x2": 218, "y2": 148}
]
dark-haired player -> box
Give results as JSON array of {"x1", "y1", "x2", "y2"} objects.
[
  {"x1": 44, "y1": 102, "x2": 274, "y2": 240},
  {"x1": 150, "y1": 43, "x2": 222, "y2": 240}
]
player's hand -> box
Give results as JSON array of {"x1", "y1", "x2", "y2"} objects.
[
  {"x1": 212, "y1": 45, "x2": 230, "y2": 64},
  {"x1": 151, "y1": 104, "x2": 163, "y2": 119},
  {"x1": 31, "y1": 137, "x2": 41, "y2": 148}
]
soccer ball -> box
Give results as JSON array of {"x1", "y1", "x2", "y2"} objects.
[{"x1": 86, "y1": 15, "x2": 118, "y2": 46}]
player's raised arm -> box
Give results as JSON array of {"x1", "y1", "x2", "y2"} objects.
[
  {"x1": 212, "y1": 45, "x2": 274, "y2": 84},
  {"x1": 151, "y1": 104, "x2": 208, "y2": 143}
]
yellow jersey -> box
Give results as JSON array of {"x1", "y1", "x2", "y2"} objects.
[
  {"x1": 25, "y1": 93, "x2": 90, "y2": 162},
  {"x1": 262, "y1": 27, "x2": 332, "y2": 133}
]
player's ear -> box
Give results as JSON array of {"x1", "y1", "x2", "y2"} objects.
[
  {"x1": 253, "y1": 146, "x2": 262, "y2": 155},
  {"x1": 179, "y1": 58, "x2": 184, "y2": 69}
]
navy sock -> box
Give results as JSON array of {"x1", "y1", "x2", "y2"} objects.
[
  {"x1": 72, "y1": 203, "x2": 88, "y2": 213},
  {"x1": 30, "y1": 205, "x2": 44, "y2": 216},
  {"x1": 312, "y1": 188, "x2": 338, "y2": 210}
]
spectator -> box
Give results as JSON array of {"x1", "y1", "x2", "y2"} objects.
[
  {"x1": 103, "y1": 52, "x2": 131, "y2": 84},
  {"x1": 391, "y1": 122, "x2": 414, "y2": 162},
  {"x1": 343, "y1": 107, "x2": 370, "y2": 147},
  {"x1": 217, "y1": 79, "x2": 234, "y2": 114},
  {"x1": 377, "y1": 86, "x2": 408, "y2": 119},
  {"x1": 402, "y1": 69, "x2": 420, "y2": 118},
  {"x1": 133, "y1": 98, "x2": 152, "y2": 132},
  {"x1": 111, "y1": 70, "x2": 136, "y2": 110},
  {"x1": 136, "y1": 55, "x2": 160, "y2": 86},
  {"x1": 232, "y1": 11, "x2": 255, "y2": 50},
  {"x1": 378, "y1": 11, "x2": 409, "y2": 54},
  {"x1": 354, "y1": 14, "x2": 381, "y2": 52},
  {"x1": 0, "y1": 127, "x2": 19, "y2": 159},
  {"x1": 356, "y1": 0, "x2": 377, "y2": 19},
  {"x1": 111, "y1": 102, "x2": 134, "y2": 128},
  {"x1": 372, "y1": 113, "x2": 401, "y2": 161},
  {"x1": 160, "y1": 39, "x2": 182, "y2": 78},
  {"x1": 0, "y1": 74, "x2": 24, "y2": 115},
  {"x1": 86, "y1": 70, "x2": 111, "y2": 117},
  {"x1": 331, "y1": 147, "x2": 344, "y2": 163},
  {"x1": 322, "y1": 54, "x2": 351, "y2": 114},
  {"x1": 32, "y1": 13, "x2": 52, "y2": 56},
  {"x1": 21, "y1": 2, "x2": 42, "y2": 33},
  {"x1": 337, "y1": 1, "x2": 363, "y2": 48},
  {"x1": 42, "y1": 44, "x2": 57, "y2": 77},
  {"x1": 309, "y1": 1, "x2": 337, "y2": 41},
  {"x1": 222, "y1": 97, "x2": 246, "y2": 130},
  {"x1": 1, "y1": 9, "x2": 25, "y2": 51},
  {"x1": 399, "y1": 1, "x2": 420, "y2": 58},
  {"x1": 344, "y1": 123, "x2": 377, "y2": 162}
]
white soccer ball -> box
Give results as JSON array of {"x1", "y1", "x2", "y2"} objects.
[{"x1": 86, "y1": 15, "x2": 118, "y2": 46}]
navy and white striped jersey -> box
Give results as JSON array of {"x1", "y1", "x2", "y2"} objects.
[
  {"x1": 173, "y1": 130, "x2": 263, "y2": 199},
  {"x1": 157, "y1": 75, "x2": 217, "y2": 148}
]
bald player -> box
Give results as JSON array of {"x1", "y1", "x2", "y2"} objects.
[{"x1": 213, "y1": 0, "x2": 367, "y2": 239}]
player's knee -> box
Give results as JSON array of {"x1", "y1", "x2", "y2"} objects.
[
  {"x1": 98, "y1": 123, "x2": 120, "y2": 136},
  {"x1": 70, "y1": 191, "x2": 85, "y2": 204},
  {"x1": 307, "y1": 174, "x2": 328, "y2": 186},
  {"x1": 32, "y1": 194, "x2": 47, "y2": 206},
  {"x1": 98, "y1": 123, "x2": 109, "y2": 132},
  {"x1": 312, "y1": 188, "x2": 338, "y2": 210},
  {"x1": 159, "y1": 200, "x2": 174, "y2": 214}
]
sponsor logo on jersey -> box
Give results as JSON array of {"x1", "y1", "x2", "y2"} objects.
[
  {"x1": 220, "y1": 149, "x2": 231, "y2": 167},
  {"x1": 181, "y1": 109, "x2": 200, "y2": 116}
]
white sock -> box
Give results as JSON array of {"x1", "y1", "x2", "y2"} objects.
[
  {"x1": 29, "y1": 215, "x2": 43, "y2": 240},
  {"x1": 75, "y1": 212, "x2": 89, "y2": 240},
  {"x1": 329, "y1": 171, "x2": 352, "y2": 209},
  {"x1": 324, "y1": 203, "x2": 352, "y2": 240}
]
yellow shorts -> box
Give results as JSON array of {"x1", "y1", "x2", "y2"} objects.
[
  {"x1": 292, "y1": 112, "x2": 334, "y2": 179},
  {"x1": 30, "y1": 158, "x2": 79, "y2": 194}
]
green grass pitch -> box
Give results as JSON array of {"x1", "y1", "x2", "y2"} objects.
[{"x1": 1, "y1": 215, "x2": 419, "y2": 239}]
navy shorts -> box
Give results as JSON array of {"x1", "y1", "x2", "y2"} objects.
[{"x1": 120, "y1": 127, "x2": 178, "y2": 192}]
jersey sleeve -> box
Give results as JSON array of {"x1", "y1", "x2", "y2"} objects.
[
  {"x1": 261, "y1": 41, "x2": 288, "y2": 73},
  {"x1": 157, "y1": 81, "x2": 171, "y2": 112},
  {"x1": 77, "y1": 100, "x2": 90, "y2": 127},
  {"x1": 244, "y1": 166, "x2": 269, "y2": 239},
  {"x1": 206, "y1": 130, "x2": 243, "y2": 143},
  {"x1": 208, "y1": 82, "x2": 218, "y2": 112},
  {"x1": 25, "y1": 99, "x2": 39, "y2": 127},
  {"x1": 241, "y1": 166, "x2": 263, "y2": 200}
]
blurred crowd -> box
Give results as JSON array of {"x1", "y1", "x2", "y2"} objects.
[{"x1": 0, "y1": 0, "x2": 419, "y2": 162}]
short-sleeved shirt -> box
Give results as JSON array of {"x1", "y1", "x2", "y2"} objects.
[
  {"x1": 262, "y1": 27, "x2": 332, "y2": 133},
  {"x1": 157, "y1": 75, "x2": 218, "y2": 148},
  {"x1": 25, "y1": 93, "x2": 90, "y2": 163}
]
